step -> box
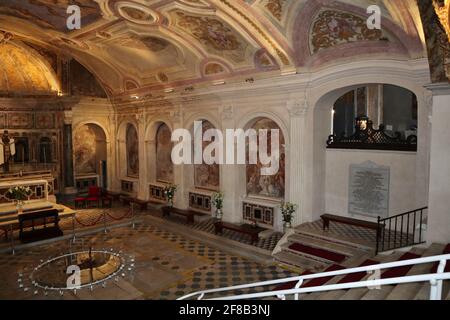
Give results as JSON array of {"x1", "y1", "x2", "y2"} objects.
[
  {"x1": 273, "y1": 251, "x2": 326, "y2": 272},
  {"x1": 339, "y1": 251, "x2": 404, "y2": 300},
  {"x1": 294, "y1": 228, "x2": 373, "y2": 252},
  {"x1": 282, "y1": 243, "x2": 347, "y2": 265},
  {"x1": 386, "y1": 243, "x2": 445, "y2": 300},
  {"x1": 288, "y1": 233, "x2": 368, "y2": 257}
]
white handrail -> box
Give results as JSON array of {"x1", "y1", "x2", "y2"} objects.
[{"x1": 178, "y1": 254, "x2": 450, "y2": 301}]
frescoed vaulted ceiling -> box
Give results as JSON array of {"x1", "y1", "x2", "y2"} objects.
[{"x1": 0, "y1": 0, "x2": 443, "y2": 99}]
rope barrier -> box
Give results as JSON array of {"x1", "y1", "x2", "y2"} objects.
[{"x1": 74, "y1": 208, "x2": 133, "y2": 227}]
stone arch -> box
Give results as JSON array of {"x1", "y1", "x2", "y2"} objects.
[{"x1": 308, "y1": 69, "x2": 430, "y2": 223}]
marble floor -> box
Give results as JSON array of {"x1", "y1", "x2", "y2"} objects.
[{"x1": 0, "y1": 216, "x2": 294, "y2": 300}]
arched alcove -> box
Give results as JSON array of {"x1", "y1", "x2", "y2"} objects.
[
  {"x1": 126, "y1": 123, "x2": 139, "y2": 178},
  {"x1": 311, "y1": 81, "x2": 428, "y2": 223},
  {"x1": 192, "y1": 119, "x2": 220, "y2": 191},
  {"x1": 244, "y1": 117, "x2": 286, "y2": 200},
  {"x1": 155, "y1": 122, "x2": 174, "y2": 183},
  {"x1": 73, "y1": 123, "x2": 107, "y2": 188}
]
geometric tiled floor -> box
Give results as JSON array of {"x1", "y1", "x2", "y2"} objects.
[{"x1": 0, "y1": 218, "x2": 295, "y2": 300}]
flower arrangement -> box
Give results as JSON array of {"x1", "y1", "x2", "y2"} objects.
[
  {"x1": 280, "y1": 202, "x2": 297, "y2": 227},
  {"x1": 164, "y1": 184, "x2": 177, "y2": 207},
  {"x1": 7, "y1": 186, "x2": 32, "y2": 201},
  {"x1": 212, "y1": 192, "x2": 224, "y2": 220}
]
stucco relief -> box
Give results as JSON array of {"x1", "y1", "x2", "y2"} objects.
[
  {"x1": 310, "y1": 10, "x2": 383, "y2": 54},
  {"x1": 265, "y1": 0, "x2": 287, "y2": 21}
]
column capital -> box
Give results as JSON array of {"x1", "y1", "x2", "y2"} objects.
[
  {"x1": 287, "y1": 99, "x2": 308, "y2": 118},
  {"x1": 63, "y1": 110, "x2": 73, "y2": 125}
]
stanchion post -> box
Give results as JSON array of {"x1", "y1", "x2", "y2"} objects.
[
  {"x1": 131, "y1": 203, "x2": 135, "y2": 229},
  {"x1": 10, "y1": 223, "x2": 15, "y2": 255},
  {"x1": 71, "y1": 212, "x2": 76, "y2": 242},
  {"x1": 103, "y1": 209, "x2": 108, "y2": 234}
]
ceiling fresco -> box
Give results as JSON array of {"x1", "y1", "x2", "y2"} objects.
[{"x1": 0, "y1": 0, "x2": 435, "y2": 98}]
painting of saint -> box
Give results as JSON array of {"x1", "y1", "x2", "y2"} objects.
[
  {"x1": 156, "y1": 123, "x2": 174, "y2": 183},
  {"x1": 246, "y1": 118, "x2": 285, "y2": 199},
  {"x1": 194, "y1": 120, "x2": 220, "y2": 191},
  {"x1": 73, "y1": 125, "x2": 96, "y2": 174},
  {"x1": 126, "y1": 124, "x2": 139, "y2": 177}
]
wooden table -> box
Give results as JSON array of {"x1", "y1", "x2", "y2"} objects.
[{"x1": 321, "y1": 213, "x2": 380, "y2": 231}]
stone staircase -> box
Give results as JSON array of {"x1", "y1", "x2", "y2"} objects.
[
  {"x1": 273, "y1": 225, "x2": 373, "y2": 273},
  {"x1": 272, "y1": 235, "x2": 450, "y2": 300}
]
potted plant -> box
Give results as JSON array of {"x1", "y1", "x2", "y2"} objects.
[
  {"x1": 163, "y1": 184, "x2": 177, "y2": 207},
  {"x1": 7, "y1": 186, "x2": 32, "y2": 214},
  {"x1": 212, "y1": 192, "x2": 224, "y2": 220},
  {"x1": 280, "y1": 202, "x2": 297, "y2": 231}
]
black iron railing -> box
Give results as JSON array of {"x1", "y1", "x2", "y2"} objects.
[{"x1": 376, "y1": 207, "x2": 428, "y2": 254}]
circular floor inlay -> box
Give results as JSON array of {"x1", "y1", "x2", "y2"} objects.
[{"x1": 30, "y1": 250, "x2": 125, "y2": 291}]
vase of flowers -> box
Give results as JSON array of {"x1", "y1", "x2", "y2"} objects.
[
  {"x1": 7, "y1": 186, "x2": 32, "y2": 214},
  {"x1": 280, "y1": 202, "x2": 297, "y2": 232},
  {"x1": 212, "y1": 192, "x2": 224, "y2": 220},
  {"x1": 164, "y1": 184, "x2": 177, "y2": 207}
]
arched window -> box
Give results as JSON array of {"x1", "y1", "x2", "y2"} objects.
[
  {"x1": 332, "y1": 84, "x2": 417, "y2": 138},
  {"x1": 330, "y1": 84, "x2": 418, "y2": 151},
  {"x1": 13, "y1": 137, "x2": 29, "y2": 164},
  {"x1": 246, "y1": 118, "x2": 285, "y2": 199},
  {"x1": 156, "y1": 123, "x2": 174, "y2": 183},
  {"x1": 194, "y1": 120, "x2": 220, "y2": 191},
  {"x1": 126, "y1": 124, "x2": 139, "y2": 177}
]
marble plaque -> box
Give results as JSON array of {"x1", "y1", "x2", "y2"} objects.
[{"x1": 348, "y1": 161, "x2": 390, "y2": 218}]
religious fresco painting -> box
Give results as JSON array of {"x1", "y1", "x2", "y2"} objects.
[
  {"x1": 156, "y1": 123, "x2": 174, "y2": 183},
  {"x1": 126, "y1": 124, "x2": 139, "y2": 177},
  {"x1": 246, "y1": 118, "x2": 285, "y2": 199},
  {"x1": 73, "y1": 124, "x2": 97, "y2": 174},
  {"x1": 194, "y1": 120, "x2": 220, "y2": 191}
]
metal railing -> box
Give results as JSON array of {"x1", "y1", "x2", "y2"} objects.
[
  {"x1": 376, "y1": 207, "x2": 428, "y2": 254},
  {"x1": 178, "y1": 254, "x2": 450, "y2": 300}
]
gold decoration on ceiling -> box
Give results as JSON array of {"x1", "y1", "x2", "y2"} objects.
[
  {"x1": 0, "y1": 42, "x2": 59, "y2": 94},
  {"x1": 434, "y1": 0, "x2": 450, "y2": 42}
]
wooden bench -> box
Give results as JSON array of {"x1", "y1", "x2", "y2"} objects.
[
  {"x1": 18, "y1": 209, "x2": 63, "y2": 243},
  {"x1": 129, "y1": 198, "x2": 150, "y2": 211},
  {"x1": 162, "y1": 206, "x2": 196, "y2": 224},
  {"x1": 214, "y1": 221, "x2": 262, "y2": 244},
  {"x1": 321, "y1": 214, "x2": 380, "y2": 231}
]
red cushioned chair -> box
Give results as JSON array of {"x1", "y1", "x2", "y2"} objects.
[
  {"x1": 86, "y1": 186, "x2": 101, "y2": 208},
  {"x1": 74, "y1": 195, "x2": 87, "y2": 209}
]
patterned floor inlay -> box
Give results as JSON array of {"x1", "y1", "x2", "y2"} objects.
[
  {"x1": 0, "y1": 218, "x2": 295, "y2": 300},
  {"x1": 147, "y1": 208, "x2": 283, "y2": 252}
]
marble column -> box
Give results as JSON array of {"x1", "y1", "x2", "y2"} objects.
[
  {"x1": 220, "y1": 105, "x2": 241, "y2": 224},
  {"x1": 63, "y1": 111, "x2": 76, "y2": 194},
  {"x1": 172, "y1": 109, "x2": 188, "y2": 209},
  {"x1": 288, "y1": 100, "x2": 308, "y2": 226},
  {"x1": 137, "y1": 112, "x2": 148, "y2": 200},
  {"x1": 425, "y1": 83, "x2": 450, "y2": 244}
]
